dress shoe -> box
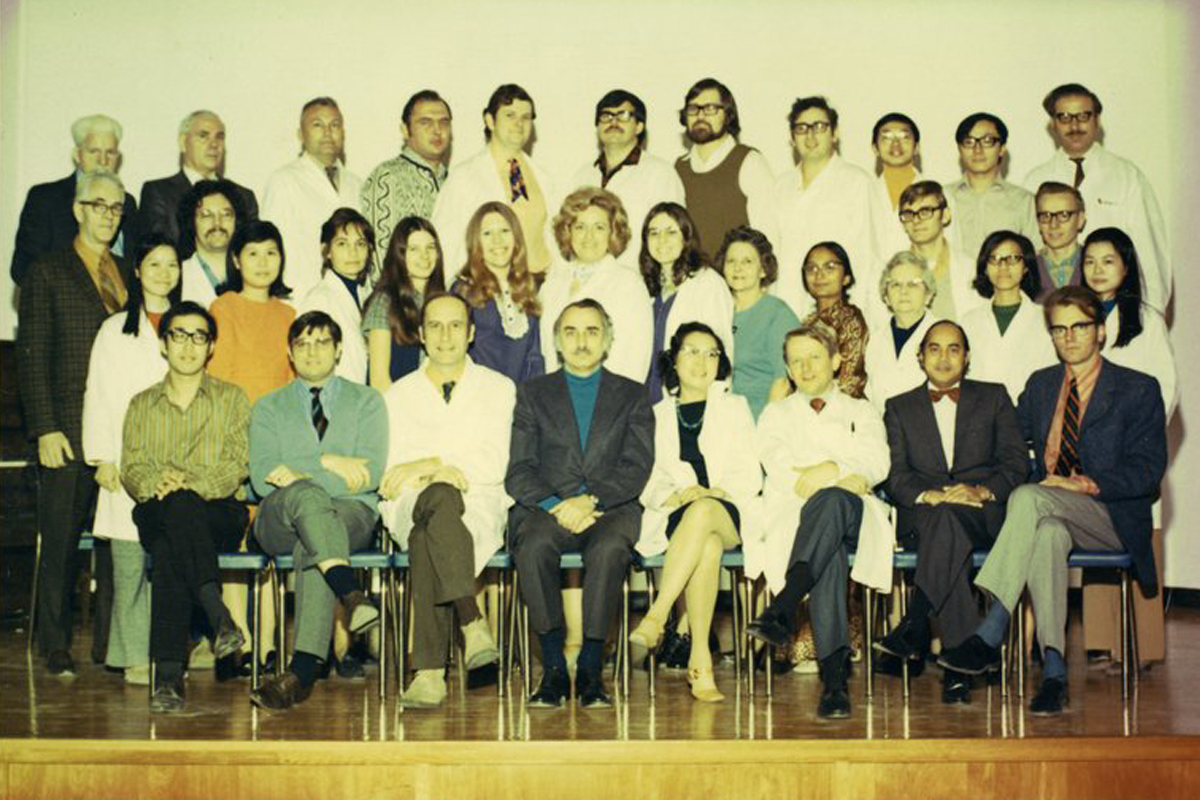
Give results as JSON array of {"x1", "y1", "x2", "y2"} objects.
[
  {"x1": 874, "y1": 618, "x2": 929, "y2": 662},
  {"x1": 747, "y1": 612, "x2": 791, "y2": 649},
  {"x1": 251, "y1": 671, "x2": 314, "y2": 710},
  {"x1": 629, "y1": 614, "x2": 665, "y2": 667},
  {"x1": 462, "y1": 618, "x2": 499, "y2": 670},
  {"x1": 688, "y1": 666, "x2": 725, "y2": 703},
  {"x1": 124, "y1": 664, "x2": 151, "y2": 686},
  {"x1": 46, "y1": 650, "x2": 76, "y2": 677},
  {"x1": 150, "y1": 676, "x2": 185, "y2": 713},
  {"x1": 400, "y1": 669, "x2": 447, "y2": 709},
  {"x1": 576, "y1": 667, "x2": 612, "y2": 709},
  {"x1": 659, "y1": 630, "x2": 691, "y2": 671},
  {"x1": 527, "y1": 666, "x2": 570, "y2": 709},
  {"x1": 343, "y1": 590, "x2": 380, "y2": 634},
  {"x1": 335, "y1": 652, "x2": 366, "y2": 679},
  {"x1": 942, "y1": 669, "x2": 972, "y2": 704},
  {"x1": 937, "y1": 634, "x2": 1001, "y2": 676},
  {"x1": 1029, "y1": 677, "x2": 1069, "y2": 716},
  {"x1": 873, "y1": 652, "x2": 926, "y2": 679},
  {"x1": 212, "y1": 617, "x2": 246, "y2": 661},
  {"x1": 817, "y1": 647, "x2": 852, "y2": 720}
]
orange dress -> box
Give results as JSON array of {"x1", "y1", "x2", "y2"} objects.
[{"x1": 208, "y1": 293, "x2": 296, "y2": 404}]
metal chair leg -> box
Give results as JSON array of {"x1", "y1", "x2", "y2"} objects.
[
  {"x1": 1120, "y1": 573, "x2": 1130, "y2": 700},
  {"x1": 731, "y1": 568, "x2": 743, "y2": 690},
  {"x1": 273, "y1": 564, "x2": 286, "y2": 677},
  {"x1": 27, "y1": 531, "x2": 42, "y2": 654},
  {"x1": 645, "y1": 569, "x2": 657, "y2": 699},
  {"x1": 898, "y1": 572, "x2": 910, "y2": 700},
  {"x1": 621, "y1": 573, "x2": 631, "y2": 699},
  {"x1": 377, "y1": 566, "x2": 388, "y2": 701},
  {"x1": 251, "y1": 568, "x2": 262, "y2": 691},
  {"x1": 522, "y1": 603, "x2": 532, "y2": 700},
  {"x1": 1017, "y1": 596, "x2": 1027, "y2": 698},
  {"x1": 496, "y1": 568, "x2": 507, "y2": 698},
  {"x1": 864, "y1": 586, "x2": 874, "y2": 700},
  {"x1": 765, "y1": 588, "x2": 774, "y2": 698}
]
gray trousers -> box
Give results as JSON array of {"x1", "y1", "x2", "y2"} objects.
[
  {"x1": 784, "y1": 488, "x2": 863, "y2": 661},
  {"x1": 408, "y1": 483, "x2": 476, "y2": 670},
  {"x1": 254, "y1": 481, "x2": 377, "y2": 658},
  {"x1": 105, "y1": 539, "x2": 150, "y2": 668},
  {"x1": 975, "y1": 484, "x2": 1122, "y2": 656}
]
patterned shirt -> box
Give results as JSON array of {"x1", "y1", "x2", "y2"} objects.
[
  {"x1": 361, "y1": 146, "x2": 448, "y2": 246},
  {"x1": 120, "y1": 373, "x2": 250, "y2": 502},
  {"x1": 804, "y1": 299, "x2": 869, "y2": 399}
]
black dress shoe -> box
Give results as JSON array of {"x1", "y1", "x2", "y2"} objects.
[
  {"x1": 335, "y1": 652, "x2": 366, "y2": 680},
  {"x1": 818, "y1": 685, "x2": 851, "y2": 719},
  {"x1": 1029, "y1": 677, "x2": 1069, "y2": 716},
  {"x1": 527, "y1": 667, "x2": 570, "y2": 708},
  {"x1": 250, "y1": 671, "x2": 314, "y2": 711},
  {"x1": 817, "y1": 647, "x2": 852, "y2": 719},
  {"x1": 942, "y1": 669, "x2": 972, "y2": 704},
  {"x1": 660, "y1": 630, "x2": 691, "y2": 671},
  {"x1": 874, "y1": 618, "x2": 929, "y2": 662},
  {"x1": 576, "y1": 668, "x2": 612, "y2": 709},
  {"x1": 212, "y1": 617, "x2": 245, "y2": 661},
  {"x1": 937, "y1": 635, "x2": 1001, "y2": 675},
  {"x1": 747, "y1": 613, "x2": 791, "y2": 649},
  {"x1": 873, "y1": 652, "x2": 926, "y2": 679},
  {"x1": 46, "y1": 649, "x2": 76, "y2": 677},
  {"x1": 150, "y1": 677, "x2": 186, "y2": 713}
]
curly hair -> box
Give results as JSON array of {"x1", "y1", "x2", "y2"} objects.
[
  {"x1": 552, "y1": 187, "x2": 631, "y2": 261},
  {"x1": 715, "y1": 226, "x2": 779, "y2": 287}
]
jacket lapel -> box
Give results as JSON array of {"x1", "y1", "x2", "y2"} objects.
[
  {"x1": 913, "y1": 388, "x2": 949, "y2": 473},
  {"x1": 581, "y1": 370, "x2": 615, "y2": 470},
  {"x1": 1079, "y1": 359, "x2": 1114, "y2": 436},
  {"x1": 949, "y1": 381, "x2": 979, "y2": 471},
  {"x1": 549, "y1": 371, "x2": 585, "y2": 468}
]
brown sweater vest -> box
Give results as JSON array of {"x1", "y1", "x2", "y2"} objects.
[{"x1": 675, "y1": 143, "x2": 754, "y2": 259}]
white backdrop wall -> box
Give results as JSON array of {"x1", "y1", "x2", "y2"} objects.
[{"x1": 2, "y1": 0, "x2": 1197, "y2": 586}]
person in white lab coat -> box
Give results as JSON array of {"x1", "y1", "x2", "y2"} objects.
[
  {"x1": 81, "y1": 233, "x2": 180, "y2": 684},
  {"x1": 538, "y1": 187, "x2": 652, "y2": 382},
  {"x1": 747, "y1": 321, "x2": 890, "y2": 719},
  {"x1": 296, "y1": 208, "x2": 375, "y2": 383},
  {"x1": 262, "y1": 98, "x2": 363, "y2": 300},
  {"x1": 631, "y1": 322, "x2": 759, "y2": 702},
  {"x1": 638, "y1": 202, "x2": 734, "y2": 403},
  {"x1": 379, "y1": 293, "x2": 515, "y2": 708},
  {"x1": 864, "y1": 251, "x2": 939, "y2": 413},
  {"x1": 960, "y1": 231, "x2": 1058, "y2": 403}
]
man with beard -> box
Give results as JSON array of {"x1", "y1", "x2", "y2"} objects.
[
  {"x1": 673, "y1": 78, "x2": 773, "y2": 259},
  {"x1": 176, "y1": 179, "x2": 250, "y2": 307}
]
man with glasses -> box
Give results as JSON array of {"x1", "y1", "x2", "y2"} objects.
[
  {"x1": 1032, "y1": 182, "x2": 1087, "y2": 302},
  {"x1": 11, "y1": 114, "x2": 139, "y2": 285},
  {"x1": 870, "y1": 112, "x2": 923, "y2": 257},
  {"x1": 1024, "y1": 83, "x2": 1170, "y2": 313},
  {"x1": 673, "y1": 78, "x2": 773, "y2": 258},
  {"x1": 945, "y1": 112, "x2": 1037, "y2": 264},
  {"x1": 18, "y1": 171, "x2": 132, "y2": 676},
  {"x1": 940, "y1": 286, "x2": 1166, "y2": 716},
  {"x1": 139, "y1": 110, "x2": 258, "y2": 246},
  {"x1": 570, "y1": 89, "x2": 684, "y2": 246},
  {"x1": 121, "y1": 301, "x2": 252, "y2": 712},
  {"x1": 768, "y1": 96, "x2": 885, "y2": 323},
  {"x1": 248, "y1": 311, "x2": 387, "y2": 710},
  {"x1": 896, "y1": 181, "x2": 980, "y2": 322}
]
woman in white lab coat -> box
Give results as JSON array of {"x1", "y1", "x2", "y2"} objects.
[
  {"x1": 959, "y1": 231, "x2": 1057, "y2": 403},
  {"x1": 81, "y1": 233, "x2": 180, "y2": 683},
  {"x1": 631, "y1": 322, "x2": 760, "y2": 702},
  {"x1": 297, "y1": 207, "x2": 376, "y2": 383},
  {"x1": 864, "y1": 251, "x2": 939, "y2": 413}
]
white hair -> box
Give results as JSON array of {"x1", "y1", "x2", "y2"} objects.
[
  {"x1": 178, "y1": 109, "x2": 222, "y2": 136},
  {"x1": 71, "y1": 114, "x2": 123, "y2": 147},
  {"x1": 74, "y1": 171, "x2": 125, "y2": 202}
]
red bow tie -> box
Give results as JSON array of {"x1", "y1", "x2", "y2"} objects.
[
  {"x1": 810, "y1": 398, "x2": 826, "y2": 413},
  {"x1": 930, "y1": 387, "x2": 961, "y2": 403}
]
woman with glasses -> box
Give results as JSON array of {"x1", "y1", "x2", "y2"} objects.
[
  {"x1": 960, "y1": 231, "x2": 1057, "y2": 403},
  {"x1": 864, "y1": 252, "x2": 941, "y2": 413},
  {"x1": 81, "y1": 233, "x2": 181, "y2": 686},
  {"x1": 790, "y1": 241, "x2": 868, "y2": 399}
]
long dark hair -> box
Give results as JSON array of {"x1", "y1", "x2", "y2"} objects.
[
  {"x1": 638, "y1": 202, "x2": 708, "y2": 298},
  {"x1": 1083, "y1": 227, "x2": 1143, "y2": 348},
  {"x1": 227, "y1": 220, "x2": 291, "y2": 298},
  {"x1": 123, "y1": 232, "x2": 182, "y2": 335},
  {"x1": 972, "y1": 230, "x2": 1041, "y2": 300},
  {"x1": 367, "y1": 216, "x2": 446, "y2": 345}
]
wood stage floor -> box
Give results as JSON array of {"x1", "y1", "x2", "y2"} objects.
[{"x1": 3, "y1": 606, "x2": 1200, "y2": 799}]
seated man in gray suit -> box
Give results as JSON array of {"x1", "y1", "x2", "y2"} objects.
[
  {"x1": 507, "y1": 299, "x2": 654, "y2": 708},
  {"x1": 248, "y1": 310, "x2": 388, "y2": 710},
  {"x1": 881, "y1": 320, "x2": 1027, "y2": 703}
]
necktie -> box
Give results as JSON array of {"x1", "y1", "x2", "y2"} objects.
[
  {"x1": 810, "y1": 398, "x2": 826, "y2": 414},
  {"x1": 442, "y1": 381, "x2": 455, "y2": 404},
  {"x1": 509, "y1": 159, "x2": 529, "y2": 202},
  {"x1": 1054, "y1": 377, "x2": 1082, "y2": 476},
  {"x1": 96, "y1": 255, "x2": 126, "y2": 313},
  {"x1": 325, "y1": 166, "x2": 339, "y2": 192},
  {"x1": 311, "y1": 386, "x2": 328, "y2": 440},
  {"x1": 929, "y1": 387, "x2": 961, "y2": 403},
  {"x1": 1070, "y1": 157, "x2": 1085, "y2": 189}
]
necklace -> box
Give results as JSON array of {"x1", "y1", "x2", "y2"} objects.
[{"x1": 675, "y1": 399, "x2": 705, "y2": 431}]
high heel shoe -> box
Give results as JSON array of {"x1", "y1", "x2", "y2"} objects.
[
  {"x1": 688, "y1": 666, "x2": 725, "y2": 703},
  {"x1": 629, "y1": 615, "x2": 665, "y2": 666}
]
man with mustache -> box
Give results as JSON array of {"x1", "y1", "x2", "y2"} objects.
[
  {"x1": 1024, "y1": 84, "x2": 1171, "y2": 314},
  {"x1": 673, "y1": 78, "x2": 773, "y2": 259},
  {"x1": 569, "y1": 89, "x2": 684, "y2": 248},
  {"x1": 175, "y1": 179, "x2": 250, "y2": 307},
  {"x1": 508, "y1": 299, "x2": 654, "y2": 709}
]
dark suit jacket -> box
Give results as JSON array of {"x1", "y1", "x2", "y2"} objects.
[
  {"x1": 885, "y1": 379, "x2": 1029, "y2": 537},
  {"x1": 138, "y1": 170, "x2": 259, "y2": 248},
  {"x1": 506, "y1": 369, "x2": 654, "y2": 529},
  {"x1": 17, "y1": 246, "x2": 129, "y2": 455},
  {"x1": 10, "y1": 174, "x2": 138, "y2": 285},
  {"x1": 1017, "y1": 360, "x2": 1166, "y2": 597}
]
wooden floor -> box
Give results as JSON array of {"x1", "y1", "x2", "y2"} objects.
[{"x1": 3, "y1": 606, "x2": 1200, "y2": 798}]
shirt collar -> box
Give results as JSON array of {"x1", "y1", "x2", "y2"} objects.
[
  {"x1": 595, "y1": 145, "x2": 642, "y2": 175},
  {"x1": 182, "y1": 165, "x2": 214, "y2": 184},
  {"x1": 687, "y1": 134, "x2": 735, "y2": 170},
  {"x1": 400, "y1": 145, "x2": 448, "y2": 177}
]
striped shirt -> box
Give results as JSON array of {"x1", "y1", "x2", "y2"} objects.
[{"x1": 120, "y1": 373, "x2": 250, "y2": 503}]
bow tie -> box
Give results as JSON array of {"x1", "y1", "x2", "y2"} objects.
[
  {"x1": 930, "y1": 387, "x2": 960, "y2": 403},
  {"x1": 810, "y1": 398, "x2": 826, "y2": 413}
]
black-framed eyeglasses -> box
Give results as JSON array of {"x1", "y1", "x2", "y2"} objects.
[
  {"x1": 685, "y1": 103, "x2": 725, "y2": 118},
  {"x1": 899, "y1": 205, "x2": 945, "y2": 223},
  {"x1": 598, "y1": 109, "x2": 637, "y2": 124},
  {"x1": 1036, "y1": 210, "x2": 1080, "y2": 225},
  {"x1": 792, "y1": 121, "x2": 832, "y2": 136},
  {"x1": 79, "y1": 200, "x2": 125, "y2": 217},
  {"x1": 987, "y1": 254, "x2": 1025, "y2": 267},
  {"x1": 960, "y1": 135, "x2": 1001, "y2": 149},
  {"x1": 166, "y1": 328, "x2": 212, "y2": 345},
  {"x1": 1049, "y1": 321, "x2": 1096, "y2": 339},
  {"x1": 1054, "y1": 111, "x2": 1095, "y2": 124}
]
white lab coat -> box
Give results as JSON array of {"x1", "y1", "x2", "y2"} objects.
[
  {"x1": 960, "y1": 300, "x2": 1059, "y2": 404},
  {"x1": 297, "y1": 271, "x2": 371, "y2": 384},
  {"x1": 871, "y1": 173, "x2": 914, "y2": 262},
  {"x1": 663, "y1": 267, "x2": 735, "y2": 358},
  {"x1": 81, "y1": 312, "x2": 169, "y2": 541},
  {"x1": 1024, "y1": 144, "x2": 1171, "y2": 314},
  {"x1": 538, "y1": 255, "x2": 652, "y2": 382},
  {"x1": 262, "y1": 155, "x2": 363, "y2": 300},
  {"x1": 864, "y1": 313, "x2": 939, "y2": 414},
  {"x1": 380, "y1": 359, "x2": 515, "y2": 576},
  {"x1": 432, "y1": 147, "x2": 558, "y2": 278},
  {"x1": 1101, "y1": 304, "x2": 1178, "y2": 419},
  {"x1": 637, "y1": 383, "x2": 761, "y2": 557},
  {"x1": 752, "y1": 389, "x2": 894, "y2": 593},
  {"x1": 180, "y1": 254, "x2": 219, "y2": 308}
]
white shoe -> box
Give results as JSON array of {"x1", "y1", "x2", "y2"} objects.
[
  {"x1": 462, "y1": 619, "x2": 499, "y2": 670},
  {"x1": 188, "y1": 639, "x2": 215, "y2": 670},
  {"x1": 401, "y1": 669, "x2": 447, "y2": 708},
  {"x1": 124, "y1": 664, "x2": 151, "y2": 686}
]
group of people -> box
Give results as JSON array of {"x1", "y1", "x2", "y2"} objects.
[{"x1": 13, "y1": 77, "x2": 1175, "y2": 721}]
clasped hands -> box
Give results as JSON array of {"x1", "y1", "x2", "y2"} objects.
[
  {"x1": 792, "y1": 461, "x2": 868, "y2": 498},
  {"x1": 379, "y1": 457, "x2": 469, "y2": 500},
  {"x1": 550, "y1": 494, "x2": 601, "y2": 534},
  {"x1": 666, "y1": 485, "x2": 730, "y2": 508},
  {"x1": 921, "y1": 483, "x2": 992, "y2": 507}
]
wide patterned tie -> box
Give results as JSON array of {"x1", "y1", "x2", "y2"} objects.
[
  {"x1": 509, "y1": 159, "x2": 529, "y2": 202},
  {"x1": 1055, "y1": 377, "x2": 1082, "y2": 476},
  {"x1": 311, "y1": 386, "x2": 329, "y2": 440},
  {"x1": 1070, "y1": 157, "x2": 1085, "y2": 189}
]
